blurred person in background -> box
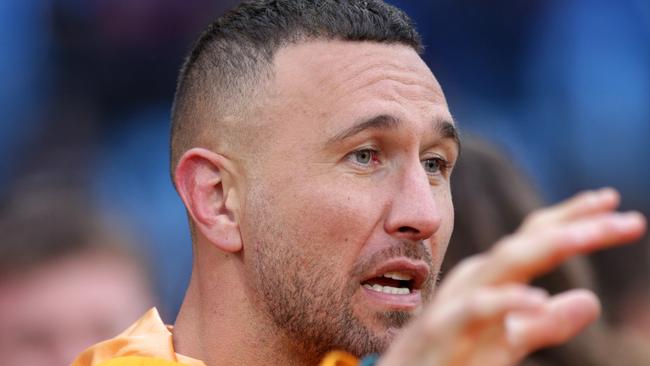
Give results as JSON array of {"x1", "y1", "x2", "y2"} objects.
[
  {"x1": 444, "y1": 135, "x2": 650, "y2": 366},
  {"x1": 0, "y1": 187, "x2": 156, "y2": 366}
]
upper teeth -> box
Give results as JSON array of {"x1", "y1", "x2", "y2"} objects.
[
  {"x1": 383, "y1": 272, "x2": 413, "y2": 281},
  {"x1": 363, "y1": 283, "x2": 411, "y2": 295}
]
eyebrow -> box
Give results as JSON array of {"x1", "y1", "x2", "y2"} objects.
[
  {"x1": 438, "y1": 120, "x2": 461, "y2": 153},
  {"x1": 327, "y1": 114, "x2": 461, "y2": 153},
  {"x1": 326, "y1": 114, "x2": 400, "y2": 145}
]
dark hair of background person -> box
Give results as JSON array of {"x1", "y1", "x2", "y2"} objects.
[
  {"x1": 169, "y1": 0, "x2": 422, "y2": 179},
  {"x1": 444, "y1": 135, "x2": 650, "y2": 366},
  {"x1": 590, "y1": 226, "x2": 650, "y2": 326},
  {"x1": 0, "y1": 186, "x2": 152, "y2": 284}
]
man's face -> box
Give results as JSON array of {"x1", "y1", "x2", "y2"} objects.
[{"x1": 237, "y1": 40, "x2": 458, "y2": 358}]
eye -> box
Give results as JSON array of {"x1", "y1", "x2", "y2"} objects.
[
  {"x1": 347, "y1": 148, "x2": 379, "y2": 166},
  {"x1": 421, "y1": 157, "x2": 448, "y2": 175}
]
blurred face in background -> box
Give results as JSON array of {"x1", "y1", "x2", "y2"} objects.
[{"x1": 0, "y1": 250, "x2": 153, "y2": 366}]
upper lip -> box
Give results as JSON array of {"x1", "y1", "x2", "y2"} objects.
[{"x1": 360, "y1": 257, "x2": 430, "y2": 291}]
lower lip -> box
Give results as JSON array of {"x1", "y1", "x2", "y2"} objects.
[{"x1": 360, "y1": 285, "x2": 422, "y2": 310}]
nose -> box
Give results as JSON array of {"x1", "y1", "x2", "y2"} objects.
[{"x1": 384, "y1": 160, "x2": 442, "y2": 241}]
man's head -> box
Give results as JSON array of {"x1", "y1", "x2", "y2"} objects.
[
  {"x1": 0, "y1": 193, "x2": 155, "y2": 366},
  {"x1": 171, "y1": 0, "x2": 460, "y2": 360},
  {"x1": 170, "y1": 0, "x2": 422, "y2": 173}
]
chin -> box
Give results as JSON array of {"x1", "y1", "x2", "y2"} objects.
[
  {"x1": 370, "y1": 326, "x2": 403, "y2": 355},
  {"x1": 365, "y1": 311, "x2": 413, "y2": 343}
]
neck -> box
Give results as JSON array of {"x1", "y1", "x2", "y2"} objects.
[{"x1": 173, "y1": 251, "x2": 318, "y2": 366}]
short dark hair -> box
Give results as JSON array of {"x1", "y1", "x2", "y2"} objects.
[
  {"x1": 169, "y1": 0, "x2": 422, "y2": 179},
  {"x1": 0, "y1": 189, "x2": 147, "y2": 280}
]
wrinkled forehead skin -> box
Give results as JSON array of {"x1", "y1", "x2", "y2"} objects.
[
  {"x1": 294, "y1": 41, "x2": 445, "y2": 124},
  {"x1": 238, "y1": 40, "x2": 455, "y2": 179}
]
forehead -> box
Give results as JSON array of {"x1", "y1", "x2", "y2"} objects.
[
  {"x1": 273, "y1": 40, "x2": 439, "y2": 90},
  {"x1": 266, "y1": 40, "x2": 451, "y2": 138}
]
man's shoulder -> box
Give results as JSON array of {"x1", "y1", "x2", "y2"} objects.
[
  {"x1": 71, "y1": 308, "x2": 205, "y2": 366},
  {"x1": 71, "y1": 307, "x2": 365, "y2": 366}
]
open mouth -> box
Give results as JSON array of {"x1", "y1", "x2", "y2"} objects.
[
  {"x1": 361, "y1": 271, "x2": 415, "y2": 295},
  {"x1": 358, "y1": 259, "x2": 430, "y2": 310}
]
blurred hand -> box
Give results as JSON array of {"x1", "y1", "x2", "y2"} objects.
[{"x1": 378, "y1": 188, "x2": 647, "y2": 366}]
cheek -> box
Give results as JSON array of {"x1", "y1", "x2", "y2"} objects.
[
  {"x1": 258, "y1": 175, "x2": 383, "y2": 261},
  {"x1": 297, "y1": 182, "x2": 379, "y2": 246},
  {"x1": 431, "y1": 188, "x2": 454, "y2": 257},
  {"x1": 438, "y1": 188, "x2": 454, "y2": 233}
]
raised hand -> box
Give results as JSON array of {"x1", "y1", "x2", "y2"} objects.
[{"x1": 378, "y1": 188, "x2": 646, "y2": 366}]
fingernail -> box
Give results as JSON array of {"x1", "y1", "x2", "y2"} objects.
[
  {"x1": 505, "y1": 314, "x2": 526, "y2": 347},
  {"x1": 565, "y1": 225, "x2": 592, "y2": 245},
  {"x1": 612, "y1": 212, "x2": 643, "y2": 230},
  {"x1": 584, "y1": 191, "x2": 600, "y2": 207},
  {"x1": 597, "y1": 187, "x2": 618, "y2": 202}
]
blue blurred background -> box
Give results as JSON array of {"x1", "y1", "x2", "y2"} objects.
[{"x1": 1, "y1": 0, "x2": 649, "y2": 322}]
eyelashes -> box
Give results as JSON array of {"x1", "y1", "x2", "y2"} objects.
[
  {"x1": 421, "y1": 156, "x2": 452, "y2": 176},
  {"x1": 344, "y1": 148, "x2": 452, "y2": 177},
  {"x1": 347, "y1": 148, "x2": 380, "y2": 167}
]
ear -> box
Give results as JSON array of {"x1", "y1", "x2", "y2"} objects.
[{"x1": 174, "y1": 147, "x2": 242, "y2": 253}]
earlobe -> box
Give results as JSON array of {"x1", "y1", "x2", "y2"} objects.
[{"x1": 174, "y1": 148, "x2": 243, "y2": 253}]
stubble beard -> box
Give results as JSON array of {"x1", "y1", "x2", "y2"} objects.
[
  {"x1": 249, "y1": 233, "x2": 436, "y2": 362},
  {"x1": 243, "y1": 184, "x2": 437, "y2": 362},
  {"x1": 249, "y1": 240, "x2": 385, "y2": 362}
]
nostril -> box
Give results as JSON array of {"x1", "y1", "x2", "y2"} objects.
[{"x1": 398, "y1": 226, "x2": 419, "y2": 234}]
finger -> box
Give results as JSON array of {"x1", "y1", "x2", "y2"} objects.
[
  {"x1": 520, "y1": 188, "x2": 619, "y2": 232},
  {"x1": 379, "y1": 286, "x2": 548, "y2": 366},
  {"x1": 439, "y1": 211, "x2": 646, "y2": 295},
  {"x1": 484, "y1": 211, "x2": 646, "y2": 285},
  {"x1": 505, "y1": 289, "x2": 600, "y2": 351},
  {"x1": 424, "y1": 286, "x2": 548, "y2": 345},
  {"x1": 435, "y1": 254, "x2": 489, "y2": 301}
]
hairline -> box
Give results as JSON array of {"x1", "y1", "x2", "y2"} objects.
[{"x1": 170, "y1": 37, "x2": 421, "y2": 183}]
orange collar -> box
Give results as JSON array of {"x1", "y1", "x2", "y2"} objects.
[{"x1": 71, "y1": 308, "x2": 205, "y2": 366}]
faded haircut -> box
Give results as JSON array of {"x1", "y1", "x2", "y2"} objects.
[{"x1": 169, "y1": 0, "x2": 422, "y2": 181}]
